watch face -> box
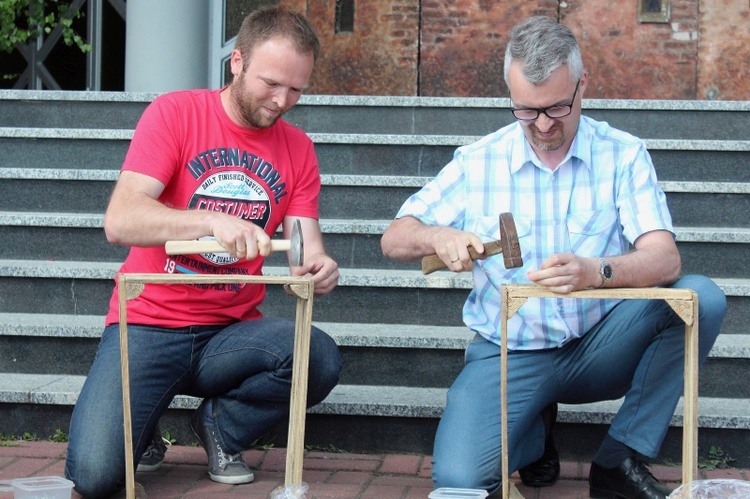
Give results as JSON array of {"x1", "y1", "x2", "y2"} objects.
[{"x1": 603, "y1": 264, "x2": 613, "y2": 279}]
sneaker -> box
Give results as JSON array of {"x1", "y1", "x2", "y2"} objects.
[
  {"x1": 137, "y1": 423, "x2": 168, "y2": 472},
  {"x1": 190, "y1": 399, "x2": 255, "y2": 484}
]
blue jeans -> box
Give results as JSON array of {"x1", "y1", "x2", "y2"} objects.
[
  {"x1": 65, "y1": 317, "x2": 341, "y2": 498},
  {"x1": 432, "y1": 275, "x2": 726, "y2": 494}
]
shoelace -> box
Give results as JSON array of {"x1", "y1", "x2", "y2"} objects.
[
  {"x1": 223, "y1": 453, "x2": 243, "y2": 464},
  {"x1": 216, "y1": 442, "x2": 244, "y2": 467},
  {"x1": 143, "y1": 436, "x2": 169, "y2": 456}
]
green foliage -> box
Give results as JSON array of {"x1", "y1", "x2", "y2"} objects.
[
  {"x1": 698, "y1": 445, "x2": 735, "y2": 470},
  {"x1": 250, "y1": 438, "x2": 275, "y2": 451},
  {"x1": 0, "y1": 0, "x2": 91, "y2": 54},
  {"x1": 163, "y1": 431, "x2": 177, "y2": 445},
  {"x1": 50, "y1": 428, "x2": 68, "y2": 442},
  {"x1": 0, "y1": 432, "x2": 20, "y2": 447}
]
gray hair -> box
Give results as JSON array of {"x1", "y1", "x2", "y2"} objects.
[{"x1": 503, "y1": 16, "x2": 583, "y2": 85}]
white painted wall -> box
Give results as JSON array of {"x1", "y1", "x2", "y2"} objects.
[{"x1": 125, "y1": 0, "x2": 210, "y2": 92}]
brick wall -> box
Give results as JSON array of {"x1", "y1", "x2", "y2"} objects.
[
  {"x1": 305, "y1": 0, "x2": 419, "y2": 95},
  {"x1": 299, "y1": 0, "x2": 749, "y2": 100}
]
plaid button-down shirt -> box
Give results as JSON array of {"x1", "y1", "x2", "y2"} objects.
[{"x1": 396, "y1": 116, "x2": 674, "y2": 350}]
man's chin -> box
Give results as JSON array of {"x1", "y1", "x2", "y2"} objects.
[
  {"x1": 531, "y1": 134, "x2": 564, "y2": 152},
  {"x1": 244, "y1": 114, "x2": 278, "y2": 129}
]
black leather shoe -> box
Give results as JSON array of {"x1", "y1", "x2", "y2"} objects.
[
  {"x1": 589, "y1": 457, "x2": 672, "y2": 499},
  {"x1": 519, "y1": 403, "x2": 560, "y2": 487}
]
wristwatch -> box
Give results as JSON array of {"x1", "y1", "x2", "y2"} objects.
[{"x1": 598, "y1": 258, "x2": 613, "y2": 288}]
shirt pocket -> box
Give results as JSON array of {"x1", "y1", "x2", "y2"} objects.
[{"x1": 566, "y1": 207, "x2": 618, "y2": 256}]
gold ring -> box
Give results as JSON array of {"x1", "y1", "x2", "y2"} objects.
[{"x1": 451, "y1": 258, "x2": 459, "y2": 262}]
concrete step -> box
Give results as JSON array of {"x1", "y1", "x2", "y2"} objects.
[
  {"x1": 17, "y1": 133, "x2": 738, "y2": 186},
  {"x1": 1, "y1": 211, "x2": 748, "y2": 279},
  {"x1": 2, "y1": 128, "x2": 749, "y2": 184},
  {"x1": 2, "y1": 91, "x2": 749, "y2": 140},
  {"x1": 0, "y1": 374, "x2": 748, "y2": 465},
  {"x1": 1, "y1": 165, "x2": 749, "y2": 229},
  {"x1": 0, "y1": 260, "x2": 748, "y2": 333},
  {"x1": 0, "y1": 312, "x2": 748, "y2": 397}
]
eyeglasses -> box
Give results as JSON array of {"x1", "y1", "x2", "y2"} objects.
[{"x1": 510, "y1": 80, "x2": 580, "y2": 121}]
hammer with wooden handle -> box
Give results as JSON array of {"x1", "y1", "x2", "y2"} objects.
[
  {"x1": 421, "y1": 212, "x2": 523, "y2": 274},
  {"x1": 164, "y1": 218, "x2": 305, "y2": 266}
]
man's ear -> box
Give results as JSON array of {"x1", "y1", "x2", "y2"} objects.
[
  {"x1": 579, "y1": 71, "x2": 589, "y2": 97},
  {"x1": 229, "y1": 49, "x2": 244, "y2": 78}
]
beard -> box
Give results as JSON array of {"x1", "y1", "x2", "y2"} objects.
[
  {"x1": 528, "y1": 124, "x2": 566, "y2": 151},
  {"x1": 229, "y1": 71, "x2": 283, "y2": 129}
]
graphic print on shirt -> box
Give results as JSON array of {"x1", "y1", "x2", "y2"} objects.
[
  {"x1": 180, "y1": 146, "x2": 287, "y2": 267},
  {"x1": 188, "y1": 171, "x2": 270, "y2": 265}
]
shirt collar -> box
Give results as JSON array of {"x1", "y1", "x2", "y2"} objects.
[{"x1": 509, "y1": 117, "x2": 593, "y2": 173}]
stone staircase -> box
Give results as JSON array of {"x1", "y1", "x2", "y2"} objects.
[{"x1": 0, "y1": 90, "x2": 748, "y2": 466}]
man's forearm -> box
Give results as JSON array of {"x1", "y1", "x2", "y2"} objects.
[
  {"x1": 602, "y1": 231, "x2": 681, "y2": 288},
  {"x1": 105, "y1": 195, "x2": 215, "y2": 247},
  {"x1": 381, "y1": 217, "x2": 439, "y2": 262}
]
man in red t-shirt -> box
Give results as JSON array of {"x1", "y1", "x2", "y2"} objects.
[{"x1": 65, "y1": 7, "x2": 342, "y2": 497}]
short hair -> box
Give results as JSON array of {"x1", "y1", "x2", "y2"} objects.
[
  {"x1": 503, "y1": 16, "x2": 583, "y2": 85},
  {"x1": 234, "y1": 6, "x2": 321, "y2": 67}
]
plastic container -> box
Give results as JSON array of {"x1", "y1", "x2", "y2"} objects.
[
  {"x1": 3, "y1": 476, "x2": 74, "y2": 499},
  {"x1": 269, "y1": 482, "x2": 309, "y2": 499},
  {"x1": 429, "y1": 488, "x2": 489, "y2": 498},
  {"x1": 668, "y1": 479, "x2": 750, "y2": 498}
]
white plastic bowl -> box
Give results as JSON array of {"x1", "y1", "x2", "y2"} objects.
[
  {"x1": 7, "y1": 476, "x2": 74, "y2": 499},
  {"x1": 429, "y1": 487, "x2": 489, "y2": 498}
]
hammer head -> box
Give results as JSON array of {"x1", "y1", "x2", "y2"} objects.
[
  {"x1": 498, "y1": 212, "x2": 523, "y2": 269},
  {"x1": 290, "y1": 219, "x2": 304, "y2": 266}
]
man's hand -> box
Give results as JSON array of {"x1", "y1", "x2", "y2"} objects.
[
  {"x1": 291, "y1": 253, "x2": 339, "y2": 295},
  {"x1": 209, "y1": 216, "x2": 273, "y2": 260},
  {"x1": 527, "y1": 253, "x2": 600, "y2": 293},
  {"x1": 429, "y1": 226, "x2": 486, "y2": 272},
  {"x1": 527, "y1": 231, "x2": 681, "y2": 293},
  {"x1": 382, "y1": 217, "x2": 485, "y2": 272}
]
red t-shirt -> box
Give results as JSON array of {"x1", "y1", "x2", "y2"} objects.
[{"x1": 104, "y1": 89, "x2": 320, "y2": 326}]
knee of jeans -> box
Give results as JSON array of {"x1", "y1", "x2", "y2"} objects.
[
  {"x1": 306, "y1": 329, "x2": 342, "y2": 404},
  {"x1": 674, "y1": 275, "x2": 727, "y2": 317},
  {"x1": 433, "y1": 458, "x2": 496, "y2": 491},
  {"x1": 306, "y1": 354, "x2": 341, "y2": 406},
  {"x1": 66, "y1": 458, "x2": 122, "y2": 498}
]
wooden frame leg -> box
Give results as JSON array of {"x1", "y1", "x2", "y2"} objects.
[
  {"x1": 499, "y1": 284, "x2": 699, "y2": 499},
  {"x1": 117, "y1": 278, "x2": 138, "y2": 499},
  {"x1": 284, "y1": 281, "x2": 315, "y2": 487},
  {"x1": 118, "y1": 274, "x2": 315, "y2": 499}
]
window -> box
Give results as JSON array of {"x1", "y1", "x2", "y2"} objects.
[
  {"x1": 335, "y1": 0, "x2": 354, "y2": 33},
  {"x1": 638, "y1": 0, "x2": 670, "y2": 23}
]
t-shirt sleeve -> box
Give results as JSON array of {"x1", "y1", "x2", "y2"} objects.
[
  {"x1": 121, "y1": 95, "x2": 183, "y2": 186},
  {"x1": 284, "y1": 134, "x2": 320, "y2": 220}
]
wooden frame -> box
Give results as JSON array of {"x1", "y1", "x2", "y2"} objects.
[
  {"x1": 118, "y1": 273, "x2": 315, "y2": 499},
  {"x1": 499, "y1": 284, "x2": 699, "y2": 499}
]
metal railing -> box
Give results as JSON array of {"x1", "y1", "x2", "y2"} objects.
[{"x1": 11, "y1": 0, "x2": 126, "y2": 90}]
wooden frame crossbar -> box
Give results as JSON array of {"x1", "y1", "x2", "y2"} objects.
[
  {"x1": 499, "y1": 284, "x2": 699, "y2": 499},
  {"x1": 118, "y1": 273, "x2": 315, "y2": 499}
]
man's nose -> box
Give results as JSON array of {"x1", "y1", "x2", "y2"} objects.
[
  {"x1": 534, "y1": 113, "x2": 556, "y2": 131},
  {"x1": 272, "y1": 88, "x2": 289, "y2": 109}
]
